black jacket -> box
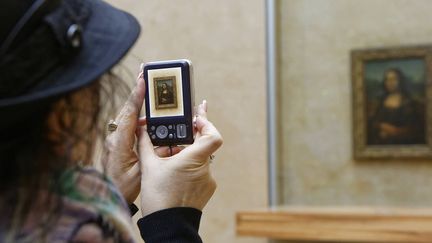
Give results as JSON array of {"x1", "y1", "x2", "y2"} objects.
[{"x1": 135, "y1": 206, "x2": 202, "y2": 243}]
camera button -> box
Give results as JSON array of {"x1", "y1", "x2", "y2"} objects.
[
  {"x1": 156, "y1": 125, "x2": 169, "y2": 139},
  {"x1": 151, "y1": 126, "x2": 156, "y2": 131},
  {"x1": 177, "y1": 124, "x2": 187, "y2": 138},
  {"x1": 151, "y1": 135, "x2": 156, "y2": 140},
  {"x1": 168, "y1": 125, "x2": 173, "y2": 129},
  {"x1": 169, "y1": 134, "x2": 173, "y2": 139}
]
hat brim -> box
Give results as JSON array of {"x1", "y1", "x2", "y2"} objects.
[{"x1": 0, "y1": 0, "x2": 140, "y2": 107}]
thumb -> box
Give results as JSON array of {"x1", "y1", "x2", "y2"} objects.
[
  {"x1": 179, "y1": 115, "x2": 223, "y2": 162},
  {"x1": 138, "y1": 126, "x2": 156, "y2": 163}
]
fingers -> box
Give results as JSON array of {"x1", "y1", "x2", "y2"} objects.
[
  {"x1": 138, "y1": 116, "x2": 147, "y2": 126},
  {"x1": 135, "y1": 117, "x2": 147, "y2": 137},
  {"x1": 194, "y1": 100, "x2": 207, "y2": 140},
  {"x1": 180, "y1": 102, "x2": 223, "y2": 161},
  {"x1": 139, "y1": 63, "x2": 144, "y2": 83},
  {"x1": 202, "y1": 100, "x2": 208, "y2": 112},
  {"x1": 154, "y1": 146, "x2": 185, "y2": 158},
  {"x1": 109, "y1": 66, "x2": 146, "y2": 148},
  {"x1": 196, "y1": 100, "x2": 207, "y2": 119},
  {"x1": 193, "y1": 115, "x2": 223, "y2": 156},
  {"x1": 138, "y1": 126, "x2": 156, "y2": 161},
  {"x1": 118, "y1": 69, "x2": 145, "y2": 122}
]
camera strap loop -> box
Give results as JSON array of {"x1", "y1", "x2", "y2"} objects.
[{"x1": 169, "y1": 146, "x2": 173, "y2": 156}]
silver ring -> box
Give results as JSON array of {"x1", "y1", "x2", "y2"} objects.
[
  {"x1": 209, "y1": 154, "x2": 215, "y2": 163},
  {"x1": 108, "y1": 119, "x2": 118, "y2": 132}
]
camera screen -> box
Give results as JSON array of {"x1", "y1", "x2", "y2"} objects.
[{"x1": 147, "y1": 67, "x2": 184, "y2": 118}]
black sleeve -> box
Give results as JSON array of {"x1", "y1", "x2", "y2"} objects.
[{"x1": 137, "y1": 207, "x2": 203, "y2": 243}]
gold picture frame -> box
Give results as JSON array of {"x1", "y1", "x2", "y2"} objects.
[
  {"x1": 352, "y1": 46, "x2": 432, "y2": 159},
  {"x1": 154, "y1": 76, "x2": 178, "y2": 110}
]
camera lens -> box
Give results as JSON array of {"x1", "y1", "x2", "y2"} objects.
[{"x1": 156, "y1": 125, "x2": 169, "y2": 139}]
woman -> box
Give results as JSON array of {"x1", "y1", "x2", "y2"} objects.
[
  {"x1": 368, "y1": 68, "x2": 424, "y2": 145},
  {"x1": 0, "y1": 0, "x2": 222, "y2": 242}
]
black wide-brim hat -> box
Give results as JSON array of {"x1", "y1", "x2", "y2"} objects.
[{"x1": 0, "y1": 0, "x2": 140, "y2": 126}]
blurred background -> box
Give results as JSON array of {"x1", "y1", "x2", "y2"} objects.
[{"x1": 106, "y1": 0, "x2": 432, "y2": 242}]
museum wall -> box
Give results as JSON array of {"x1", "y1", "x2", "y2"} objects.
[
  {"x1": 105, "y1": 1, "x2": 268, "y2": 243},
  {"x1": 278, "y1": 0, "x2": 432, "y2": 207},
  {"x1": 92, "y1": 0, "x2": 432, "y2": 242}
]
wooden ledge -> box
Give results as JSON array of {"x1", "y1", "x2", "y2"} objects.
[{"x1": 236, "y1": 207, "x2": 432, "y2": 242}]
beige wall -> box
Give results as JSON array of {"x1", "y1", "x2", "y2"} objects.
[
  {"x1": 102, "y1": 0, "x2": 432, "y2": 242},
  {"x1": 105, "y1": 1, "x2": 268, "y2": 243},
  {"x1": 278, "y1": 0, "x2": 432, "y2": 207}
]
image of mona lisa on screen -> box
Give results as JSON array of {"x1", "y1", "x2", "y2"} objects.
[{"x1": 154, "y1": 76, "x2": 178, "y2": 109}]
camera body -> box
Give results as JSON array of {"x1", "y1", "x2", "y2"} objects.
[{"x1": 143, "y1": 59, "x2": 195, "y2": 146}]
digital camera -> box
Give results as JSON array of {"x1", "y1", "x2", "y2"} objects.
[{"x1": 143, "y1": 59, "x2": 195, "y2": 146}]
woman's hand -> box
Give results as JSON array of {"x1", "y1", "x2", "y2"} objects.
[
  {"x1": 103, "y1": 69, "x2": 181, "y2": 204},
  {"x1": 138, "y1": 101, "x2": 223, "y2": 217},
  {"x1": 102, "y1": 71, "x2": 144, "y2": 204}
]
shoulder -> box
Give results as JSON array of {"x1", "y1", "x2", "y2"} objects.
[
  {"x1": 55, "y1": 167, "x2": 137, "y2": 242},
  {"x1": 60, "y1": 166, "x2": 128, "y2": 208}
]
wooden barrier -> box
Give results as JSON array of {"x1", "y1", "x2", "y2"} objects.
[{"x1": 237, "y1": 207, "x2": 432, "y2": 242}]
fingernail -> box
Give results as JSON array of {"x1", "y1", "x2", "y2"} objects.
[
  {"x1": 137, "y1": 63, "x2": 144, "y2": 82},
  {"x1": 193, "y1": 115, "x2": 198, "y2": 127},
  {"x1": 202, "y1": 100, "x2": 208, "y2": 112}
]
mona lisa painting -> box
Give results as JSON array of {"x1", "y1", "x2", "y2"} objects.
[{"x1": 352, "y1": 46, "x2": 432, "y2": 159}]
